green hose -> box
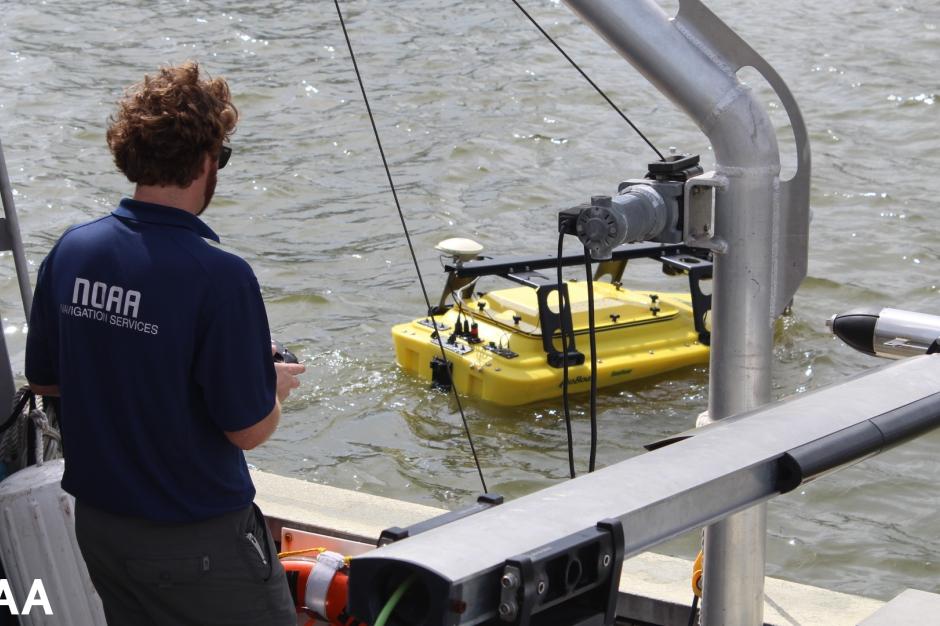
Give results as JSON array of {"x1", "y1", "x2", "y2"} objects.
[{"x1": 373, "y1": 574, "x2": 416, "y2": 626}]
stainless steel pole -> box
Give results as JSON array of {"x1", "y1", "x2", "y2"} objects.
[
  {"x1": 0, "y1": 138, "x2": 34, "y2": 320},
  {"x1": 701, "y1": 163, "x2": 775, "y2": 626},
  {"x1": 560, "y1": 1, "x2": 810, "y2": 623}
]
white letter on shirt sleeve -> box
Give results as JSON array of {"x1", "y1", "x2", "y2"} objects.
[
  {"x1": 105, "y1": 286, "x2": 124, "y2": 313},
  {"x1": 123, "y1": 290, "x2": 141, "y2": 319},
  {"x1": 91, "y1": 282, "x2": 107, "y2": 308},
  {"x1": 72, "y1": 277, "x2": 90, "y2": 306}
]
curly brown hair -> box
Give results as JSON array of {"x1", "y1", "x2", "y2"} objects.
[{"x1": 106, "y1": 61, "x2": 238, "y2": 187}]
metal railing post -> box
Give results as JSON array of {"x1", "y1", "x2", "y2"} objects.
[
  {"x1": 0, "y1": 138, "x2": 33, "y2": 320},
  {"x1": 0, "y1": 138, "x2": 36, "y2": 412}
]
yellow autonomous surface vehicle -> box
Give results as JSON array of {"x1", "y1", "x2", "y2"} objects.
[{"x1": 392, "y1": 238, "x2": 712, "y2": 406}]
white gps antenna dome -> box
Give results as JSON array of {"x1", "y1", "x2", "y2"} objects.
[{"x1": 435, "y1": 238, "x2": 483, "y2": 263}]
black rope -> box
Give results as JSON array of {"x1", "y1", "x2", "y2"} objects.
[
  {"x1": 687, "y1": 594, "x2": 700, "y2": 626},
  {"x1": 508, "y1": 0, "x2": 666, "y2": 161},
  {"x1": 0, "y1": 387, "x2": 33, "y2": 436},
  {"x1": 557, "y1": 232, "x2": 576, "y2": 479},
  {"x1": 584, "y1": 252, "x2": 598, "y2": 472},
  {"x1": 333, "y1": 0, "x2": 487, "y2": 493}
]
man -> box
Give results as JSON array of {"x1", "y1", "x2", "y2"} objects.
[{"x1": 25, "y1": 62, "x2": 303, "y2": 625}]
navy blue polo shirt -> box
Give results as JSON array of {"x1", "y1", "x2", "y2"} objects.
[{"x1": 25, "y1": 198, "x2": 277, "y2": 522}]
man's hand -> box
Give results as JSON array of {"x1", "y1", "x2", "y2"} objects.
[
  {"x1": 225, "y1": 346, "x2": 306, "y2": 451},
  {"x1": 273, "y1": 344, "x2": 305, "y2": 403}
]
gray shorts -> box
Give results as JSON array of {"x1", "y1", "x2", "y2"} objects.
[{"x1": 75, "y1": 500, "x2": 295, "y2": 626}]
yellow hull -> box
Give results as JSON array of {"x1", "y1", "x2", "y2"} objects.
[{"x1": 392, "y1": 280, "x2": 709, "y2": 406}]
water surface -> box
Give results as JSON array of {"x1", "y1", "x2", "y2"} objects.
[{"x1": 1, "y1": 0, "x2": 938, "y2": 601}]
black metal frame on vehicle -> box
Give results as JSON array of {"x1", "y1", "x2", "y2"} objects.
[{"x1": 435, "y1": 243, "x2": 713, "y2": 362}]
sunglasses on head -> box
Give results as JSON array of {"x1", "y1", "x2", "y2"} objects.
[{"x1": 218, "y1": 145, "x2": 232, "y2": 169}]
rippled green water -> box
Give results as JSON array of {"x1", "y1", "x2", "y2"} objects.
[{"x1": 1, "y1": 0, "x2": 938, "y2": 602}]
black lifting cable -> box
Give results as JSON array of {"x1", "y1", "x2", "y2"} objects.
[
  {"x1": 584, "y1": 253, "x2": 598, "y2": 473},
  {"x1": 508, "y1": 0, "x2": 666, "y2": 162},
  {"x1": 332, "y1": 0, "x2": 488, "y2": 493},
  {"x1": 556, "y1": 232, "x2": 576, "y2": 480},
  {"x1": 515, "y1": 0, "x2": 654, "y2": 475}
]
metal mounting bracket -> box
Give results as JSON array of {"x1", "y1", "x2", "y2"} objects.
[
  {"x1": 683, "y1": 170, "x2": 728, "y2": 253},
  {"x1": 537, "y1": 284, "x2": 585, "y2": 368},
  {"x1": 661, "y1": 254, "x2": 712, "y2": 345}
]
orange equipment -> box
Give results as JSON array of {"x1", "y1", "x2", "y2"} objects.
[
  {"x1": 691, "y1": 549, "x2": 703, "y2": 598},
  {"x1": 282, "y1": 550, "x2": 362, "y2": 626}
]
